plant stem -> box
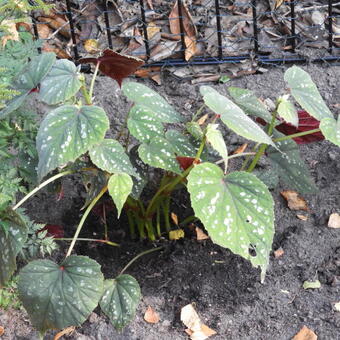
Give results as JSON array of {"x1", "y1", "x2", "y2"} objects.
[
  {"x1": 54, "y1": 238, "x2": 119, "y2": 247},
  {"x1": 180, "y1": 215, "x2": 198, "y2": 226},
  {"x1": 156, "y1": 207, "x2": 161, "y2": 237},
  {"x1": 66, "y1": 185, "x2": 108, "y2": 257},
  {"x1": 215, "y1": 152, "x2": 256, "y2": 165},
  {"x1": 88, "y1": 61, "x2": 100, "y2": 101},
  {"x1": 163, "y1": 197, "x2": 171, "y2": 232},
  {"x1": 191, "y1": 104, "x2": 205, "y2": 122},
  {"x1": 80, "y1": 80, "x2": 92, "y2": 105},
  {"x1": 126, "y1": 210, "x2": 136, "y2": 239},
  {"x1": 145, "y1": 220, "x2": 156, "y2": 241},
  {"x1": 120, "y1": 246, "x2": 163, "y2": 275},
  {"x1": 273, "y1": 128, "x2": 321, "y2": 142},
  {"x1": 13, "y1": 170, "x2": 73, "y2": 210}
]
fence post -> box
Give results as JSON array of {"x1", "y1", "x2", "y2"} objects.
[
  {"x1": 65, "y1": 0, "x2": 79, "y2": 60},
  {"x1": 139, "y1": 0, "x2": 150, "y2": 59},
  {"x1": 251, "y1": 0, "x2": 259, "y2": 54},
  {"x1": 102, "y1": 0, "x2": 113, "y2": 50},
  {"x1": 328, "y1": 0, "x2": 333, "y2": 53},
  {"x1": 214, "y1": 0, "x2": 223, "y2": 60},
  {"x1": 177, "y1": 0, "x2": 187, "y2": 61},
  {"x1": 289, "y1": 0, "x2": 296, "y2": 53}
]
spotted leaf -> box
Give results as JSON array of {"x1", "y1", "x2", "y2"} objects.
[
  {"x1": 129, "y1": 145, "x2": 148, "y2": 200},
  {"x1": 165, "y1": 129, "x2": 196, "y2": 157},
  {"x1": 228, "y1": 87, "x2": 272, "y2": 122},
  {"x1": 0, "y1": 209, "x2": 27, "y2": 285},
  {"x1": 138, "y1": 136, "x2": 181, "y2": 174},
  {"x1": 13, "y1": 52, "x2": 56, "y2": 91},
  {"x1": 100, "y1": 275, "x2": 141, "y2": 330},
  {"x1": 206, "y1": 124, "x2": 228, "y2": 172},
  {"x1": 37, "y1": 105, "x2": 109, "y2": 180},
  {"x1": 284, "y1": 66, "x2": 333, "y2": 121},
  {"x1": 108, "y1": 173, "x2": 133, "y2": 217},
  {"x1": 39, "y1": 59, "x2": 82, "y2": 105},
  {"x1": 320, "y1": 116, "x2": 340, "y2": 147},
  {"x1": 200, "y1": 86, "x2": 275, "y2": 147},
  {"x1": 89, "y1": 139, "x2": 138, "y2": 178},
  {"x1": 122, "y1": 82, "x2": 182, "y2": 123},
  {"x1": 267, "y1": 131, "x2": 317, "y2": 193},
  {"x1": 186, "y1": 121, "x2": 204, "y2": 141},
  {"x1": 277, "y1": 95, "x2": 298, "y2": 127},
  {"x1": 127, "y1": 105, "x2": 164, "y2": 143},
  {"x1": 18, "y1": 255, "x2": 104, "y2": 333},
  {"x1": 0, "y1": 91, "x2": 30, "y2": 119},
  {"x1": 187, "y1": 163, "x2": 274, "y2": 281}
]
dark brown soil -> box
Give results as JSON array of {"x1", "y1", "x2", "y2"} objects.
[{"x1": 1, "y1": 63, "x2": 340, "y2": 340}]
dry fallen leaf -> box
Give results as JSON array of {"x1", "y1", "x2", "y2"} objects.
[
  {"x1": 169, "y1": 229, "x2": 184, "y2": 240},
  {"x1": 144, "y1": 306, "x2": 160, "y2": 324},
  {"x1": 297, "y1": 214, "x2": 308, "y2": 221},
  {"x1": 147, "y1": 22, "x2": 160, "y2": 39},
  {"x1": 84, "y1": 39, "x2": 99, "y2": 54},
  {"x1": 274, "y1": 247, "x2": 284, "y2": 258},
  {"x1": 1, "y1": 20, "x2": 19, "y2": 47},
  {"x1": 53, "y1": 326, "x2": 75, "y2": 340},
  {"x1": 196, "y1": 227, "x2": 209, "y2": 241},
  {"x1": 333, "y1": 302, "x2": 340, "y2": 312},
  {"x1": 181, "y1": 304, "x2": 216, "y2": 340},
  {"x1": 233, "y1": 143, "x2": 248, "y2": 155},
  {"x1": 0, "y1": 326, "x2": 4, "y2": 336},
  {"x1": 280, "y1": 190, "x2": 308, "y2": 211},
  {"x1": 197, "y1": 114, "x2": 209, "y2": 126},
  {"x1": 328, "y1": 213, "x2": 340, "y2": 229},
  {"x1": 171, "y1": 212, "x2": 179, "y2": 226},
  {"x1": 292, "y1": 325, "x2": 317, "y2": 340}
]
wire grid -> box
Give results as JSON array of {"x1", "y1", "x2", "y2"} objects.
[{"x1": 30, "y1": 0, "x2": 340, "y2": 66}]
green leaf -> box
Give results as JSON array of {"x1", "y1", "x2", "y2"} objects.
[
  {"x1": 267, "y1": 131, "x2": 317, "y2": 194},
  {"x1": 284, "y1": 66, "x2": 333, "y2": 121},
  {"x1": 39, "y1": 59, "x2": 82, "y2": 105},
  {"x1": 206, "y1": 124, "x2": 228, "y2": 172},
  {"x1": 122, "y1": 82, "x2": 182, "y2": 123},
  {"x1": 228, "y1": 87, "x2": 272, "y2": 122},
  {"x1": 200, "y1": 86, "x2": 275, "y2": 147},
  {"x1": 100, "y1": 274, "x2": 141, "y2": 330},
  {"x1": 252, "y1": 165, "x2": 279, "y2": 190},
  {"x1": 13, "y1": 53, "x2": 56, "y2": 91},
  {"x1": 0, "y1": 91, "x2": 29, "y2": 119},
  {"x1": 138, "y1": 137, "x2": 181, "y2": 174},
  {"x1": 108, "y1": 173, "x2": 133, "y2": 217},
  {"x1": 320, "y1": 116, "x2": 340, "y2": 147},
  {"x1": 186, "y1": 122, "x2": 204, "y2": 141},
  {"x1": 89, "y1": 139, "x2": 138, "y2": 177},
  {"x1": 165, "y1": 129, "x2": 196, "y2": 157},
  {"x1": 0, "y1": 209, "x2": 27, "y2": 285},
  {"x1": 18, "y1": 255, "x2": 104, "y2": 333},
  {"x1": 37, "y1": 105, "x2": 109, "y2": 179},
  {"x1": 129, "y1": 145, "x2": 148, "y2": 200},
  {"x1": 187, "y1": 163, "x2": 274, "y2": 280},
  {"x1": 127, "y1": 105, "x2": 164, "y2": 143},
  {"x1": 277, "y1": 95, "x2": 298, "y2": 127}
]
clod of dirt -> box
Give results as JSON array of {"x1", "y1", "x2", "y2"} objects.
[
  {"x1": 328, "y1": 213, "x2": 340, "y2": 229},
  {"x1": 281, "y1": 190, "x2": 308, "y2": 211},
  {"x1": 292, "y1": 325, "x2": 317, "y2": 340},
  {"x1": 195, "y1": 227, "x2": 209, "y2": 241},
  {"x1": 274, "y1": 247, "x2": 284, "y2": 258},
  {"x1": 297, "y1": 214, "x2": 308, "y2": 221}
]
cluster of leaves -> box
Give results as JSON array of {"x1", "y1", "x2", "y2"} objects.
[
  {"x1": 0, "y1": 47, "x2": 339, "y2": 337},
  {"x1": 0, "y1": 276, "x2": 21, "y2": 310}
]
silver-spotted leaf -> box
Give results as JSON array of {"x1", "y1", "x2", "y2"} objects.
[
  {"x1": 0, "y1": 209, "x2": 27, "y2": 285},
  {"x1": 18, "y1": 255, "x2": 104, "y2": 333},
  {"x1": 37, "y1": 105, "x2": 109, "y2": 179},
  {"x1": 187, "y1": 163, "x2": 274, "y2": 280},
  {"x1": 267, "y1": 131, "x2": 317, "y2": 193},
  {"x1": 13, "y1": 52, "x2": 56, "y2": 91},
  {"x1": 138, "y1": 136, "x2": 181, "y2": 174},
  {"x1": 89, "y1": 139, "x2": 138, "y2": 177},
  {"x1": 186, "y1": 121, "x2": 204, "y2": 140},
  {"x1": 100, "y1": 274, "x2": 141, "y2": 330},
  {"x1": 320, "y1": 116, "x2": 340, "y2": 147},
  {"x1": 284, "y1": 66, "x2": 333, "y2": 121},
  {"x1": 127, "y1": 105, "x2": 164, "y2": 143},
  {"x1": 129, "y1": 145, "x2": 148, "y2": 199},
  {"x1": 108, "y1": 173, "x2": 133, "y2": 217},
  {"x1": 228, "y1": 87, "x2": 272, "y2": 122},
  {"x1": 200, "y1": 86, "x2": 275, "y2": 147},
  {"x1": 39, "y1": 59, "x2": 82, "y2": 105},
  {"x1": 277, "y1": 95, "x2": 298, "y2": 127},
  {"x1": 165, "y1": 129, "x2": 196, "y2": 157},
  {"x1": 122, "y1": 82, "x2": 182, "y2": 123},
  {"x1": 206, "y1": 124, "x2": 228, "y2": 172},
  {"x1": 0, "y1": 91, "x2": 29, "y2": 119}
]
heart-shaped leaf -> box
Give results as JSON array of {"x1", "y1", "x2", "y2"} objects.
[
  {"x1": 277, "y1": 95, "x2": 298, "y2": 127},
  {"x1": 122, "y1": 82, "x2": 182, "y2": 123},
  {"x1": 129, "y1": 145, "x2": 148, "y2": 199},
  {"x1": 0, "y1": 209, "x2": 27, "y2": 285},
  {"x1": 138, "y1": 137, "x2": 181, "y2": 174},
  {"x1": 206, "y1": 124, "x2": 228, "y2": 172},
  {"x1": 200, "y1": 86, "x2": 275, "y2": 147},
  {"x1": 127, "y1": 105, "x2": 164, "y2": 143},
  {"x1": 18, "y1": 255, "x2": 104, "y2": 333},
  {"x1": 266, "y1": 131, "x2": 317, "y2": 193},
  {"x1": 187, "y1": 163, "x2": 274, "y2": 280},
  {"x1": 13, "y1": 52, "x2": 56, "y2": 91},
  {"x1": 320, "y1": 116, "x2": 340, "y2": 147},
  {"x1": 100, "y1": 274, "x2": 141, "y2": 330},
  {"x1": 89, "y1": 139, "x2": 137, "y2": 177},
  {"x1": 108, "y1": 173, "x2": 133, "y2": 217},
  {"x1": 39, "y1": 59, "x2": 82, "y2": 105},
  {"x1": 0, "y1": 91, "x2": 29, "y2": 119},
  {"x1": 284, "y1": 66, "x2": 333, "y2": 121},
  {"x1": 165, "y1": 129, "x2": 197, "y2": 157},
  {"x1": 37, "y1": 105, "x2": 109, "y2": 179},
  {"x1": 228, "y1": 87, "x2": 272, "y2": 122}
]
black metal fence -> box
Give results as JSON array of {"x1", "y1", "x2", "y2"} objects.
[{"x1": 31, "y1": 0, "x2": 340, "y2": 66}]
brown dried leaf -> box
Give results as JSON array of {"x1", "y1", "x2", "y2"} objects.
[
  {"x1": 274, "y1": 247, "x2": 284, "y2": 258},
  {"x1": 147, "y1": 22, "x2": 160, "y2": 39},
  {"x1": 184, "y1": 35, "x2": 197, "y2": 61},
  {"x1": 37, "y1": 23, "x2": 51, "y2": 39},
  {"x1": 1, "y1": 20, "x2": 19, "y2": 47},
  {"x1": 292, "y1": 325, "x2": 317, "y2": 340},
  {"x1": 233, "y1": 143, "x2": 248, "y2": 155},
  {"x1": 53, "y1": 326, "x2": 75, "y2": 340},
  {"x1": 171, "y1": 212, "x2": 179, "y2": 226},
  {"x1": 197, "y1": 114, "x2": 209, "y2": 126},
  {"x1": 84, "y1": 39, "x2": 99, "y2": 54},
  {"x1": 196, "y1": 227, "x2": 209, "y2": 241},
  {"x1": 280, "y1": 190, "x2": 308, "y2": 211},
  {"x1": 37, "y1": 13, "x2": 70, "y2": 39},
  {"x1": 297, "y1": 214, "x2": 308, "y2": 221},
  {"x1": 328, "y1": 213, "x2": 340, "y2": 229},
  {"x1": 0, "y1": 326, "x2": 4, "y2": 336},
  {"x1": 144, "y1": 306, "x2": 160, "y2": 324}
]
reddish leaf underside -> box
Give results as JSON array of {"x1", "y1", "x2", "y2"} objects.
[
  {"x1": 39, "y1": 224, "x2": 64, "y2": 238},
  {"x1": 79, "y1": 49, "x2": 145, "y2": 87},
  {"x1": 176, "y1": 156, "x2": 200, "y2": 170}
]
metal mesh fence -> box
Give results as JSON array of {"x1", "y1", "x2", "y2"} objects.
[{"x1": 30, "y1": 0, "x2": 340, "y2": 66}]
